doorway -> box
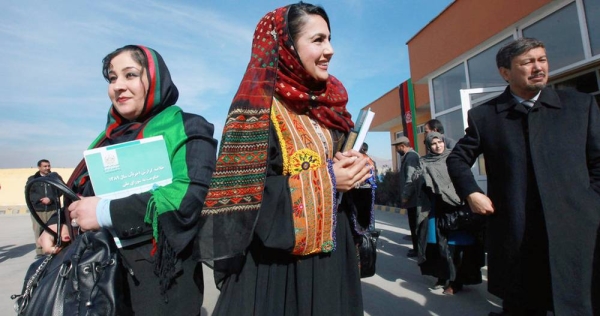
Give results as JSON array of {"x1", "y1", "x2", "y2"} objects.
[{"x1": 458, "y1": 86, "x2": 506, "y2": 193}]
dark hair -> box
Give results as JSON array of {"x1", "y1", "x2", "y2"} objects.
[
  {"x1": 426, "y1": 119, "x2": 445, "y2": 134},
  {"x1": 37, "y1": 159, "x2": 49, "y2": 167},
  {"x1": 102, "y1": 45, "x2": 148, "y2": 82},
  {"x1": 360, "y1": 142, "x2": 368, "y2": 153},
  {"x1": 496, "y1": 37, "x2": 545, "y2": 69},
  {"x1": 287, "y1": 2, "x2": 330, "y2": 44}
]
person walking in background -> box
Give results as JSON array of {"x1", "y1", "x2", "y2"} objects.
[
  {"x1": 196, "y1": 3, "x2": 373, "y2": 315},
  {"x1": 392, "y1": 136, "x2": 420, "y2": 257},
  {"x1": 38, "y1": 45, "x2": 217, "y2": 314},
  {"x1": 26, "y1": 159, "x2": 62, "y2": 259},
  {"x1": 416, "y1": 132, "x2": 484, "y2": 295},
  {"x1": 424, "y1": 119, "x2": 456, "y2": 152},
  {"x1": 447, "y1": 37, "x2": 600, "y2": 315},
  {"x1": 360, "y1": 142, "x2": 378, "y2": 181}
]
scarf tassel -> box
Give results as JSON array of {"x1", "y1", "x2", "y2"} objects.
[{"x1": 153, "y1": 227, "x2": 179, "y2": 302}]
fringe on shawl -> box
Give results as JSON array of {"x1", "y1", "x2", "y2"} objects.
[
  {"x1": 153, "y1": 225, "x2": 179, "y2": 301},
  {"x1": 145, "y1": 196, "x2": 179, "y2": 301}
]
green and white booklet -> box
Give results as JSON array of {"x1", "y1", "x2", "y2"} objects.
[{"x1": 84, "y1": 135, "x2": 172, "y2": 247}]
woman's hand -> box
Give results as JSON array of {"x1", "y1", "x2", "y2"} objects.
[
  {"x1": 333, "y1": 150, "x2": 373, "y2": 192},
  {"x1": 38, "y1": 224, "x2": 71, "y2": 254},
  {"x1": 68, "y1": 196, "x2": 101, "y2": 231},
  {"x1": 333, "y1": 149, "x2": 363, "y2": 162}
]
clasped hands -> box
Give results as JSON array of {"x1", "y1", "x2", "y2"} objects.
[
  {"x1": 332, "y1": 149, "x2": 373, "y2": 192},
  {"x1": 38, "y1": 196, "x2": 101, "y2": 254}
]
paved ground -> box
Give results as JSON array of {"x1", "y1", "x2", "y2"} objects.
[{"x1": 0, "y1": 210, "x2": 503, "y2": 315}]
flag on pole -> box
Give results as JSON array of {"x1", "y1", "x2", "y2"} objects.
[{"x1": 398, "y1": 79, "x2": 418, "y2": 152}]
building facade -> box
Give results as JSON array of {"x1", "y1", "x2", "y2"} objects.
[{"x1": 367, "y1": 0, "x2": 600, "y2": 178}]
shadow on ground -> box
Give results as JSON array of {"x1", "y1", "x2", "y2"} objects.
[{"x1": 0, "y1": 243, "x2": 35, "y2": 264}]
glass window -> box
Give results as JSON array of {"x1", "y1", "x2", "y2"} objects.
[
  {"x1": 523, "y1": 2, "x2": 584, "y2": 70},
  {"x1": 583, "y1": 0, "x2": 600, "y2": 56},
  {"x1": 470, "y1": 90, "x2": 506, "y2": 104},
  {"x1": 467, "y1": 37, "x2": 513, "y2": 88},
  {"x1": 554, "y1": 71, "x2": 599, "y2": 94},
  {"x1": 435, "y1": 109, "x2": 464, "y2": 143},
  {"x1": 432, "y1": 64, "x2": 467, "y2": 113}
]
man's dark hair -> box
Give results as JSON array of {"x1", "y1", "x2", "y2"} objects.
[
  {"x1": 426, "y1": 119, "x2": 445, "y2": 134},
  {"x1": 496, "y1": 37, "x2": 545, "y2": 69},
  {"x1": 360, "y1": 142, "x2": 368, "y2": 153},
  {"x1": 37, "y1": 159, "x2": 49, "y2": 167}
]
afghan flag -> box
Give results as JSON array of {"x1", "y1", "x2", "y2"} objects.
[{"x1": 398, "y1": 79, "x2": 418, "y2": 152}]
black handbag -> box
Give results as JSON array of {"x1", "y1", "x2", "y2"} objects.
[
  {"x1": 12, "y1": 174, "x2": 132, "y2": 316},
  {"x1": 358, "y1": 229, "x2": 380, "y2": 278},
  {"x1": 437, "y1": 203, "x2": 485, "y2": 232}
]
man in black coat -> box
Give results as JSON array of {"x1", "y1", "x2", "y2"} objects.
[
  {"x1": 447, "y1": 38, "x2": 600, "y2": 315},
  {"x1": 26, "y1": 159, "x2": 63, "y2": 258}
]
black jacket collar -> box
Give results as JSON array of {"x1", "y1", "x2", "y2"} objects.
[{"x1": 496, "y1": 86, "x2": 561, "y2": 114}]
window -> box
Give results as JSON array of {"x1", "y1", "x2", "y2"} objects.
[
  {"x1": 432, "y1": 64, "x2": 467, "y2": 112},
  {"x1": 553, "y1": 71, "x2": 599, "y2": 94},
  {"x1": 434, "y1": 110, "x2": 464, "y2": 145},
  {"x1": 583, "y1": 0, "x2": 600, "y2": 56},
  {"x1": 467, "y1": 37, "x2": 513, "y2": 88},
  {"x1": 522, "y1": 2, "x2": 584, "y2": 70}
]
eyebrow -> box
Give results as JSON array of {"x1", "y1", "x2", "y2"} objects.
[
  {"x1": 310, "y1": 32, "x2": 329, "y2": 39},
  {"x1": 109, "y1": 66, "x2": 141, "y2": 73}
]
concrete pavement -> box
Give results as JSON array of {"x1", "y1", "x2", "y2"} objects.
[{"x1": 0, "y1": 209, "x2": 502, "y2": 315}]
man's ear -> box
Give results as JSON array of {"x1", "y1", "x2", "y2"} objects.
[{"x1": 499, "y1": 67, "x2": 510, "y2": 83}]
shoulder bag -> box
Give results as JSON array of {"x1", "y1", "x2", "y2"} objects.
[
  {"x1": 437, "y1": 203, "x2": 485, "y2": 232},
  {"x1": 357, "y1": 229, "x2": 380, "y2": 278},
  {"x1": 12, "y1": 175, "x2": 132, "y2": 316}
]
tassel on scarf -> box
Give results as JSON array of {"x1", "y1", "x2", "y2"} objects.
[{"x1": 153, "y1": 227, "x2": 179, "y2": 302}]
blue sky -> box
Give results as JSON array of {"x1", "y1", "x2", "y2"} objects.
[{"x1": 0, "y1": 0, "x2": 452, "y2": 168}]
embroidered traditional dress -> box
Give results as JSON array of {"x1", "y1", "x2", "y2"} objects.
[
  {"x1": 197, "y1": 5, "x2": 372, "y2": 316},
  {"x1": 66, "y1": 45, "x2": 217, "y2": 314}
]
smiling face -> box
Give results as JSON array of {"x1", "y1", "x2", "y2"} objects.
[
  {"x1": 293, "y1": 14, "x2": 334, "y2": 82},
  {"x1": 499, "y1": 47, "x2": 548, "y2": 99},
  {"x1": 38, "y1": 161, "x2": 51, "y2": 176},
  {"x1": 107, "y1": 52, "x2": 149, "y2": 121},
  {"x1": 429, "y1": 137, "x2": 445, "y2": 154}
]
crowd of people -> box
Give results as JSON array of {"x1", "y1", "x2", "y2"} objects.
[{"x1": 21, "y1": 2, "x2": 599, "y2": 315}]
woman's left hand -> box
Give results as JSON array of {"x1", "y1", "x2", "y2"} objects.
[
  {"x1": 68, "y1": 196, "x2": 101, "y2": 231},
  {"x1": 332, "y1": 150, "x2": 373, "y2": 192}
]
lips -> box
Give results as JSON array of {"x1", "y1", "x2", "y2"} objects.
[
  {"x1": 117, "y1": 97, "x2": 130, "y2": 103},
  {"x1": 317, "y1": 60, "x2": 329, "y2": 69}
]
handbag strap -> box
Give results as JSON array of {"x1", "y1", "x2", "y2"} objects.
[
  {"x1": 11, "y1": 254, "x2": 55, "y2": 314},
  {"x1": 25, "y1": 173, "x2": 80, "y2": 243}
]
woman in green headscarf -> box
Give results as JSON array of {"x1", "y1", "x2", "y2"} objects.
[{"x1": 39, "y1": 45, "x2": 217, "y2": 314}]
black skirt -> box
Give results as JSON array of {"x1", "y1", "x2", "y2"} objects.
[{"x1": 213, "y1": 210, "x2": 363, "y2": 316}]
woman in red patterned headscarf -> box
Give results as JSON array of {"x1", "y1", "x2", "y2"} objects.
[{"x1": 197, "y1": 2, "x2": 374, "y2": 315}]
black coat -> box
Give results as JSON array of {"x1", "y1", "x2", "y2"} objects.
[
  {"x1": 26, "y1": 172, "x2": 63, "y2": 212},
  {"x1": 447, "y1": 86, "x2": 600, "y2": 315}
]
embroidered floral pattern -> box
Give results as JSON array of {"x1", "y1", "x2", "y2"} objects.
[
  {"x1": 272, "y1": 98, "x2": 336, "y2": 256},
  {"x1": 288, "y1": 148, "x2": 321, "y2": 175}
]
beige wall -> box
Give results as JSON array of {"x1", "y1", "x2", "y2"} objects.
[{"x1": 0, "y1": 168, "x2": 74, "y2": 206}]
